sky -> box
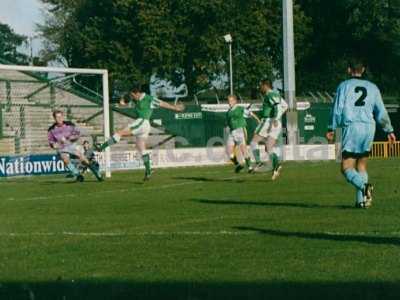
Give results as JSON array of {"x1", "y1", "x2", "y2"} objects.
[
  {"x1": 0, "y1": 0, "x2": 225, "y2": 92},
  {"x1": 0, "y1": 0, "x2": 45, "y2": 55}
]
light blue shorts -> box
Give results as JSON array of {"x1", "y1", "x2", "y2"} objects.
[{"x1": 342, "y1": 123, "x2": 376, "y2": 154}]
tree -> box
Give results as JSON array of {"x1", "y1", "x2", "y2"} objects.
[
  {"x1": 296, "y1": 0, "x2": 400, "y2": 95},
  {"x1": 0, "y1": 22, "x2": 28, "y2": 64},
  {"x1": 38, "y1": 0, "x2": 312, "y2": 96},
  {"x1": 39, "y1": 0, "x2": 178, "y2": 92}
]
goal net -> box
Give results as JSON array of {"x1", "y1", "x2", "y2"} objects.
[{"x1": 0, "y1": 64, "x2": 111, "y2": 178}]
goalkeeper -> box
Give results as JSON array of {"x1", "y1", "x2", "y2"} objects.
[{"x1": 48, "y1": 110, "x2": 103, "y2": 182}]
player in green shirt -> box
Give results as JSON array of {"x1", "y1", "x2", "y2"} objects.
[
  {"x1": 226, "y1": 95, "x2": 260, "y2": 173},
  {"x1": 97, "y1": 83, "x2": 185, "y2": 181},
  {"x1": 250, "y1": 80, "x2": 288, "y2": 180}
]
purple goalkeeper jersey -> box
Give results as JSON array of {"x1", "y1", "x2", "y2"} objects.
[{"x1": 47, "y1": 121, "x2": 80, "y2": 149}]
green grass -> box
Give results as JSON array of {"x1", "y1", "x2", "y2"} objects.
[{"x1": 0, "y1": 159, "x2": 399, "y2": 299}]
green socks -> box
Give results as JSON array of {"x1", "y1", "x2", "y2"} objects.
[
  {"x1": 253, "y1": 149, "x2": 261, "y2": 164},
  {"x1": 250, "y1": 142, "x2": 261, "y2": 164},
  {"x1": 100, "y1": 134, "x2": 121, "y2": 151},
  {"x1": 270, "y1": 153, "x2": 279, "y2": 170},
  {"x1": 245, "y1": 157, "x2": 251, "y2": 169},
  {"x1": 142, "y1": 154, "x2": 152, "y2": 174}
]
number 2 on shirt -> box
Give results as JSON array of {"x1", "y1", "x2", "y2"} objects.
[{"x1": 354, "y1": 86, "x2": 367, "y2": 107}]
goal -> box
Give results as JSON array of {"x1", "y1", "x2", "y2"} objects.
[{"x1": 0, "y1": 63, "x2": 112, "y2": 178}]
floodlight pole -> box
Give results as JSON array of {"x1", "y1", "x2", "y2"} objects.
[
  {"x1": 29, "y1": 36, "x2": 34, "y2": 66},
  {"x1": 229, "y1": 42, "x2": 233, "y2": 95},
  {"x1": 283, "y1": 0, "x2": 298, "y2": 145},
  {"x1": 224, "y1": 34, "x2": 234, "y2": 95},
  {"x1": 28, "y1": 35, "x2": 39, "y2": 66}
]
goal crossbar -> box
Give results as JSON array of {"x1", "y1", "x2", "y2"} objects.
[{"x1": 0, "y1": 64, "x2": 107, "y2": 75}]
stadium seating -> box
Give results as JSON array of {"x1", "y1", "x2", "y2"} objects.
[{"x1": 0, "y1": 68, "x2": 175, "y2": 155}]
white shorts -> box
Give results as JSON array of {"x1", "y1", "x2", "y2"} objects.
[
  {"x1": 255, "y1": 118, "x2": 282, "y2": 140},
  {"x1": 125, "y1": 119, "x2": 151, "y2": 139},
  {"x1": 227, "y1": 128, "x2": 247, "y2": 146}
]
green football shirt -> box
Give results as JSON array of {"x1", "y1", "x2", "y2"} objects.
[
  {"x1": 134, "y1": 93, "x2": 161, "y2": 120},
  {"x1": 226, "y1": 105, "x2": 248, "y2": 130},
  {"x1": 261, "y1": 90, "x2": 281, "y2": 119}
]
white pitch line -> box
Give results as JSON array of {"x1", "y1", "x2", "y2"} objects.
[
  {"x1": 0, "y1": 231, "x2": 253, "y2": 237},
  {"x1": 5, "y1": 181, "x2": 197, "y2": 201},
  {"x1": 0, "y1": 231, "x2": 400, "y2": 238},
  {"x1": 5, "y1": 172, "x2": 247, "y2": 202},
  {"x1": 4, "y1": 179, "x2": 195, "y2": 201}
]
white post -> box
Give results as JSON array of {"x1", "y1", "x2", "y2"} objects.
[
  {"x1": 283, "y1": 0, "x2": 298, "y2": 145},
  {"x1": 229, "y1": 43, "x2": 233, "y2": 95},
  {"x1": 0, "y1": 64, "x2": 106, "y2": 74},
  {"x1": 102, "y1": 71, "x2": 112, "y2": 178}
]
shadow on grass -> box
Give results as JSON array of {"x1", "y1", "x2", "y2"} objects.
[
  {"x1": 192, "y1": 198, "x2": 353, "y2": 210},
  {"x1": 234, "y1": 226, "x2": 400, "y2": 246},
  {"x1": 174, "y1": 176, "x2": 246, "y2": 183},
  {"x1": 0, "y1": 280, "x2": 399, "y2": 300}
]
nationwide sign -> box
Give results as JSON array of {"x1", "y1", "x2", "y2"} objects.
[
  {"x1": 0, "y1": 145, "x2": 336, "y2": 178},
  {"x1": 0, "y1": 155, "x2": 67, "y2": 177}
]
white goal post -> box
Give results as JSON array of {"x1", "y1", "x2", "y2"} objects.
[{"x1": 0, "y1": 64, "x2": 112, "y2": 178}]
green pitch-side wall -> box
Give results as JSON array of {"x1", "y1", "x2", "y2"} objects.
[
  {"x1": 297, "y1": 103, "x2": 400, "y2": 144},
  {"x1": 0, "y1": 103, "x2": 397, "y2": 149},
  {"x1": 118, "y1": 105, "x2": 261, "y2": 148}
]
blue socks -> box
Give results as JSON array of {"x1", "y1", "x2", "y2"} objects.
[
  {"x1": 344, "y1": 169, "x2": 368, "y2": 204},
  {"x1": 344, "y1": 169, "x2": 365, "y2": 190},
  {"x1": 356, "y1": 171, "x2": 368, "y2": 203},
  {"x1": 359, "y1": 171, "x2": 368, "y2": 185}
]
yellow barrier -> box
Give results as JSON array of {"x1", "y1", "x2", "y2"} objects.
[{"x1": 371, "y1": 142, "x2": 400, "y2": 158}]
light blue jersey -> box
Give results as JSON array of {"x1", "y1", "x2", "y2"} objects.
[{"x1": 329, "y1": 77, "x2": 394, "y2": 154}]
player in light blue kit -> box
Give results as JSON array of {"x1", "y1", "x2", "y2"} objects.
[{"x1": 327, "y1": 60, "x2": 396, "y2": 208}]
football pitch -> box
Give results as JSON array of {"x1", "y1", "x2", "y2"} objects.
[{"x1": 0, "y1": 159, "x2": 399, "y2": 300}]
